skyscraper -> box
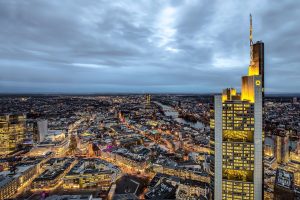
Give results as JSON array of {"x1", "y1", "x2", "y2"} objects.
[
  {"x1": 275, "y1": 131, "x2": 290, "y2": 164},
  {"x1": 26, "y1": 119, "x2": 48, "y2": 143},
  {"x1": 0, "y1": 114, "x2": 26, "y2": 155},
  {"x1": 37, "y1": 119, "x2": 48, "y2": 143},
  {"x1": 210, "y1": 15, "x2": 264, "y2": 200},
  {"x1": 145, "y1": 94, "x2": 151, "y2": 109}
]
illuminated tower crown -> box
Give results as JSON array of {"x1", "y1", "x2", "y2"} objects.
[{"x1": 247, "y1": 14, "x2": 265, "y2": 94}]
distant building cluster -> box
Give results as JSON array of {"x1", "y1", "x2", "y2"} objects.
[{"x1": 0, "y1": 94, "x2": 213, "y2": 200}]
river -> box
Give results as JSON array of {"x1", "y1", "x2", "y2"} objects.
[{"x1": 154, "y1": 101, "x2": 205, "y2": 129}]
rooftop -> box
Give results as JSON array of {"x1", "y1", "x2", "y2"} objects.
[{"x1": 275, "y1": 169, "x2": 294, "y2": 189}]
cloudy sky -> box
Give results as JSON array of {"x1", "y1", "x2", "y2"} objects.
[{"x1": 0, "y1": 0, "x2": 299, "y2": 94}]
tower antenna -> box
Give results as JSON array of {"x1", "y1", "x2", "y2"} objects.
[
  {"x1": 250, "y1": 14, "x2": 253, "y2": 46},
  {"x1": 250, "y1": 14, "x2": 253, "y2": 65}
]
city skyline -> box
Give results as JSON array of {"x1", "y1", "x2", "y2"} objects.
[
  {"x1": 0, "y1": 2, "x2": 300, "y2": 199},
  {"x1": 0, "y1": 1, "x2": 299, "y2": 94}
]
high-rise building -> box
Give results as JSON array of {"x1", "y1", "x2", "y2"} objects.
[
  {"x1": 145, "y1": 94, "x2": 151, "y2": 109},
  {"x1": 210, "y1": 14, "x2": 264, "y2": 200},
  {"x1": 26, "y1": 119, "x2": 38, "y2": 142},
  {"x1": 26, "y1": 119, "x2": 48, "y2": 143},
  {"x1": 249, "y1": 42, "x2": 264, "y2": 96},
  {"x1": 275, "y1": 131, "x2": 290, "y2": 164},
  {"x1": 0, "y1": 114, "x2": 26, "y2": 155},
  {"x1": 293, "y1": 97, "x2": 297, "y2": 104},
  {"x1": 37, "y1": 119, "x2": 48, "y2": 143}
]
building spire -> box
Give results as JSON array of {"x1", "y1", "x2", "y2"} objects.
[
  {"x1": 250, "y1": 14, "x2": 253, "y2": 65},
  {"x1": 250, "y1": 14, "x2": 253, "y2": 46}
]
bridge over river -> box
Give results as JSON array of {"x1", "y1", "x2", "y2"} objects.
[{"x1": 154, "y1": 101, "x2": 205, "y2": 130}]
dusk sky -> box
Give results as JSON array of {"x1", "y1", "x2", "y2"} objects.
[{"x1": 0, "y1": 0, "x2": 299, "y2": 94}]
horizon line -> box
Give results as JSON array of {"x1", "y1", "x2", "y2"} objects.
[{"x1": 0, "y1": 92, "x2": 300, "y2": 97}]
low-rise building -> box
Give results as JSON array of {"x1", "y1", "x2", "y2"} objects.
[
  {"x1": 63, "y1": 158, "x2": 120, "y2": 191},
  {"x1": 0, "y1": 163, "x2": 38, "y2": 200},
  {"x1": 274, "y1": 169, "x2": 295, "y2": 200},
  {"x1": 31, "y1": 158, "x2": 75, "y2": 190}
]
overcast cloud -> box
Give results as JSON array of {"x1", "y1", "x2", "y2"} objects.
[{"x1": 0, "y1": 0, "x2": 299, "y2": 93}]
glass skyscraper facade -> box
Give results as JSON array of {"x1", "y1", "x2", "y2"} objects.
[{"x1": 0, "y1": 114, "x2": 26, "y2": 155}]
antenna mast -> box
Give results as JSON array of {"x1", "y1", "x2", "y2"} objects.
[{"x1": 250, "y1": 14, "x2": 253, "y2": 65}]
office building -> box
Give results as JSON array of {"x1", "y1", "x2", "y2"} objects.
[
  {"x1": 249, "y1": 42, "x2": 264, "y2": 96},
  {"x1": 0, "y1": 163, "x2": 38, "y2": 200},
  {"x1": 274, "y1": 169, "x2": 295, "y2": 200},
  {"x1": 210, "y1": 14, "x2": 263, "y2": 199},
  {"x1": 0, "y1": 114, "x2": 26, "y2": 155},
  {"x1": 26, "y1": 119, "x2": 38, "y2": 143},
  {"x1": 275, "y1": 131, "x2": 290, "y2": 164},
  {"x1": 26, "y1": 119, "x2": 48, "y2": 144},
  {"x1": 293, "y1": 97, "x2": 297, "y2": 104},
  {"x1": 145, "y1": 94, "x2": 151, "y2": 109},
  {"x1": 37, "y1": 119, "x2": 48, "y2": 143},
  {"x1": 63, "y1": 158, "x2": 119, "y2": 191},
  {"x1": 32, "y1": 158, "x2": 74, "y2": 190}
]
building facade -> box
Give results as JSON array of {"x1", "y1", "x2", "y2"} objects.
[
  {"x1": 37, "y1": 119, "x2": 48, "y2": 143},
  {"x1": 275, "y1": 131, "x2": 290, "y2": 164},
  {"x1": 0, "y1": 114, "x2": 26, "y2": 155},
  {"x1": 27, "y1": 119, "x2": 48, "y2": 144},
  {"x1": 274, "y1": 169, "x2": 295, "y2": 200},
  {"x1": 210, "y1": 15, "x2": 264, "y2": 200},
  {"x1": 0, "y1": 164, "x2": 38, "y2": 200}
]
